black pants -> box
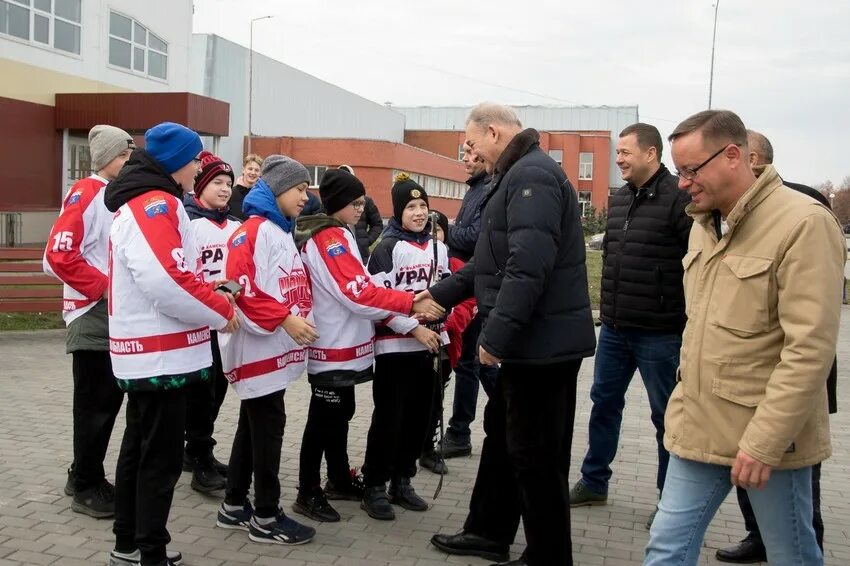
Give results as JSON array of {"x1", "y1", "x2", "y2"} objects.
[
  {"x1": 362, "y1": 352, "x2": 436, "y2": 486},
  {"x1": 184, "y1": 333, "x2": 229, "y2": 460},
  {"x1": 423, "y1": 358, "x2": 451, "y2": 453},
  {"x1": 464, "y1": 360, "x2": 581, "y2": 566},
  {"x1": 737, "y1": 461, "x2": 824, "y2": 550},
  {"x1": 113, "y1": 388, "x2": 187, "y2": 565},
  {"x1": 72, "y1": 350, "x2": 124, "y2": 492},
  {"x1": 298, "y1": 385, "x2": 356, "y2": 491},
  {"x1": 225, "y1": 390, "x2": 286, "y2": 518},
  {"x1": 447, "y1": 315, "x2": 499, "y2": 443}
]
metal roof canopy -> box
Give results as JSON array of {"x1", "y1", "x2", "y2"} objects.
[{"x1": 54, "y1": 92, "x2": 229, "y2": 136}]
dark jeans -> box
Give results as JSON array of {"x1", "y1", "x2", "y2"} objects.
[
  {"x1": 580, "y1": 323, "x2": 680, "y2": 494},
  {"x1": 362, "y1": 352, "x2": 435, "y2": 486},
  {"x1": 447, "y1": 315, "x2": 499, "y2": 443},
  {"x1": 225, "y1": 390, "x2": 287, "y2": 518},
  {"x1": 113, "y1": 388, "x2": 187, "y2": 565},
  {"x1": 72, "y1": 350, "x2": 124, "y2": 492},
  {"x1": 298, "y1": 385, "x2": 356, "y2": 491},
  {"x1": 737, "y1": 462, "x2": 824, "y2": 550},
  {"x1": 184, "y1": 333, "x2": 228, "y2": 460},
  {"x1": 464, "y1": 359, "x2": 581, "y2": 566}
]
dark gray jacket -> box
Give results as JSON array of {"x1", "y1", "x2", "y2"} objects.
[{"x1": 448, "y1": 171, "x2": 490, "y2": 261}]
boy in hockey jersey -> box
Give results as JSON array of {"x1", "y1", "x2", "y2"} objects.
[
  {"x1": 360, "y1": 173, "x2": 450, "y2": 521},
  {"x1": 214, "y1": 155, "x2": 317, "y2": 546},
  {"x1": 44, "y1": 125, "x2": 134, "y2": 518},
  {"x1": 182, "y1": 151, "x2": 241, "y2": 493},
  {"x1": 104, "y1": 122, "x2": 239, "y2": 566},
  {"x1": 292, "y1": 169, "x2": 446, "y2": 522}
]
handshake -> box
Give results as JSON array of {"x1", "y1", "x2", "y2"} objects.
[{"x1": 410, "y1": 290, "x2": 444, "y2": 322}]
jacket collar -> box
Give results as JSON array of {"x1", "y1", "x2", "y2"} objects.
[
  {"x1": 494, "y1": 128, "x2": 540, "y2": 175},
  {"x1": 627, "y1": 163, "x2": 669, "y2": 198},
  {"x1": 466, "y1": 170, "x2": 489, "y2": 187},
  {"x1": 689, "y1": 164, "x2": 783, "y2": 233}
]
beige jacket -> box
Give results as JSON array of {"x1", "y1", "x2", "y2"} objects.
[{"x1": 665, "y1": 165, "x2": 845, "y2": 468}]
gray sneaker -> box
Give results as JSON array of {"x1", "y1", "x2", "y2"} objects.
[{"x1": 569, "y1": 481, "x2": 607, "y2": 508}]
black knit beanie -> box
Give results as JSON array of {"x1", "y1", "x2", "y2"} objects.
[
  {"x1": 319, "y1": 169, "x2": 366, "y2": 215},
  {"x1": 391, "y1": 172, "x2": 428, "y2": 221},
  {"x1": 431, "y1": 210, "x2": 449, "y2": 239}
]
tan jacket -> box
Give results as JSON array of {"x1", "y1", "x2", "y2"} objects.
[{"x1": 665, "y1": 165, "x2": 845, "y2": 469}]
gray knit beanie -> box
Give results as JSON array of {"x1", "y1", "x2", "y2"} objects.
[
  {"x1": 89, "y1": 125, "x2": 135, "y2": 171},
  {"x1": 260, "y1": 155, "x2": 311, "y2": 196}
]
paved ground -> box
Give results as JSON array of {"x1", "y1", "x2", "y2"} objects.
[{"x1": 1, "y1": 311, "x2": 849, "y2": 566}]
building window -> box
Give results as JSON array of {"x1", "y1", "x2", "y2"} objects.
[
  {"x1": 305, "y1": 165, "x2": 328, "y2": 188},
  {"x1": 457, "y1": 144, "x2": 464, "y2": 161},
  {"x1": 392, "y1": 170, "x2": 464, "y2": 200},
  {"x1": 108, "y1": 11, "x2": 168, "y2": 79},
  {"x1": 578, "y1": 190, "x2": 592, "y2": 217},
  {"x1": 0, "y1": 0, "x2": 81, "y2": 54},
  {"x1": 548, "y1": 149, "x2": 563, "y2": 166},
  {"x1": 579, "y1": 152, "x2": 593, "y2": 180}
]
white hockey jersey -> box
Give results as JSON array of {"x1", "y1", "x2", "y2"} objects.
[
  {"x1": 300, "y1": 223, "x2": 414, "y2": 377},
  {"x1": 218, "y1": 217, "x2": 311, "y2": 400},
  {"x1": 183, "y1": 199, "x2": 241, "y2": 283},
  {"x1": 43, "y1": 175, "x2": 111, "y2": 324},
  {"x1": 108, "y1": 190, "x2": 234, "y2": 380},
  {"x1": 368, "y1": 232, "x2": 450, "y2": 355}
]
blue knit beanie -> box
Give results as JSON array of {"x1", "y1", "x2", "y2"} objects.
[{"x1": 144, "y1": 122, "x2": 203, "y2": 174}]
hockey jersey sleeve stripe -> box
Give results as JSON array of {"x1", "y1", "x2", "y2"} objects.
[
  {"x1": 43, "y1": 178, "x2": 109, "y2": 299},
  {"x1": 109, "y1": 326, "x2": 210, "y2": 355},
  {"x1": 224, "y1": 348, "x2": 307, "y2": 383},
  {"x1": 308, "y1": 340, "x2": 374, "y2": 362}
]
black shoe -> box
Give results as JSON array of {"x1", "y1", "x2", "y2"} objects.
[
  {"x1": 716, "y1": 534, "x2": 767, "y2": 563},
  {"x1": 64, "y1": 466, "x2": 75, "y2": 496},
  {"x1": 292, "y1": 488, "x2": 341, "y2": 522},
  {"x1": 419, "y1": 450, "x2": 448, "y2": 475},
  {"x1": 325, "y1": 470, "x2": 365, "y2": 501},
  {"x1": 360, "y1": 485, "x2": 395, "y2": 520},
  {"x1": 436, "y1": 436, "x2": 472, "y2": 459},
  {"x1": 71, "y1": 480, "x2": 114, "y2": 519},
  {"x1": 211, "y1": 455, "x2": 228, "y2": 478},
  {"x1": 489, "y1": 560, "x2": 526, "y2": 566},
  {"x1": 430, "y1": 532, "x2": 510, "y2": 562},
  {"x1": 388, "y1": 477, "x2": 428, "y2": 511},
  {"x1": 190, "y1": 458, "x2": 226, "y2": 493}
]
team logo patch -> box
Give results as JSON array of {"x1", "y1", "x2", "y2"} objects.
[
  {"x1": 411, "y1": 189, "x2": 421, "y2": 198},
  {"x1": 143, "y1": 196, "x2": 168, "y2": 218},
  {"x1": 231, "y1": 231, "x2": 247, "y2": 248},
  {"x1": 326, "y1": 239, "x2": 347, "y2": 257},
  {"x1": 66, "y1": 190, "x2": 83, "y2": 205}
]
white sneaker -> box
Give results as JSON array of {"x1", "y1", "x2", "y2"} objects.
[{"x1": 108, "y1": 548, "x2": 182, "y2": 565}]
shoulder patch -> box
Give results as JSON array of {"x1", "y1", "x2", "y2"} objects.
[
  {"x1": 326, "y1": 239, "x2": 347, "y2": 257},
  {"x1": 66, "y1": 190, "x2": 83, "y2": 206},
  {"x1": 230, "y1": 230, "x2": 247, "y2": 248},
  {"x1": 521, "y1": 188, "x2": 533, "y2": 198},
  {"x1": 143, "y1": 196, "x2": 169, "y2": 218}
]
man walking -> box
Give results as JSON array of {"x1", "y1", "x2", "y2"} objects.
[
  {"x1": 644, "y1": 110, "x2": 844, "y2": 566},
  {"x1": 424, "y1": 103, "x2": 596, "y2": 566},
  {"x1": 570, "y1": 123, "x2": 691, "y2": 529}
]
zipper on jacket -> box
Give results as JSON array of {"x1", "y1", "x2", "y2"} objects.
[{"x1": 611, "y1": 189, "x2": 643, "y2": 327}]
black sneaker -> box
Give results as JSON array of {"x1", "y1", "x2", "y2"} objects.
[
  {"x1": 360, "y1": 485, "x2": 395, "y2": 520},
  {"x1": 248, "y1": 511, "x2": 316, "y2": 545},
  {"x1": 388, "y1": 477, "x2": 428, "y2": 511},
  {"x1": 108, "y1": 548, "x2": 182, "y2": 566},
  {"x1": 190, "y1": 458, "x2": 226, "y2": 493},
  {"x1": 211, "y1": 455, "x2": 228, "y2": 478},
  {"x1": 436, "y1": 435, "x2": 472, "y2": 459},
  {"x1": 419, "y1": 450, "x2": 448, "y2": 475},
  {"x1": 216, "y1": 500, "x2": 253, "y2": 531},
  {"x1": 324, "y1": 470, "x2": 365, "y2": 501},
  {"x1": 64, "y1": 466, "x2": 75, "y2": 496},
  {"x1": 292, "y1": 488, "x2": 340, "y2": 522},
  {"x1": 71, "y1": 480, "x2": 114, "y2": 519}
]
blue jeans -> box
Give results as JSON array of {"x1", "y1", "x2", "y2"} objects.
[
  {"x1": 645, "y1": 455, "x2": 822, "y2": 566},
  {"x1": 447, "y1": 315, "x2": 499, "y2": 443},
  {"x1": 579, "y1": 323, "x2": 680, "y2": 494}
]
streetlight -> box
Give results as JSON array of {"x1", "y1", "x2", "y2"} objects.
[
  {"x1": 708, "y1": 1, "x2": 720, "y2": 108},
  {"x1": 830, "y1": 192, "x2": 836, "y2": 209},
  {"x1": 248, "y1": 15, "x2": 274, "y2": 156}
]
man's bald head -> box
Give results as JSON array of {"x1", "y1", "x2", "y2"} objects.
[{"x1": 747, "y1": 130, "x2": 774, "y2": 166}]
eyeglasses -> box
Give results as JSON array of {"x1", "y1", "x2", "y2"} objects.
[
  {"x1": 350, "y1": 201, "x2": 366, "y2": 211},
  {"x1": 675, "y1": 145, "x2": 732, "y2": 181}
]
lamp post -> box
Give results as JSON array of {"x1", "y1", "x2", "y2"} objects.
[
  {"x1": 708, "y1": 1, "x2": 720, "y2": 108},
  {"x1": 248, "y1": 15, "x2": 273, "y2": 156}
]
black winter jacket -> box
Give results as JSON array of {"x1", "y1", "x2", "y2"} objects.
[
  {"x1": 600, "y1": 164, "x2": 692, "y2": 333},
  {"x1": 354, "y1": 196, "x2": 383, "y2": 260},
  {"x1": 448, "y1": 171, "x2": 490, "y2": 261},
  {"x1": 430, "y1": 129, "x2": 596, "y2": 365},
  {"x1": 228, "y1": 184, "x2": 250, "y2": 221}
]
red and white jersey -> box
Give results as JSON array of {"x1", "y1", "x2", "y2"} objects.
[
  {"x1": 301, "y1": 225, "x2": 414, "y2": 375},
  {"x1": 219, "y1": 217, "x2": 312, "y2": 400},
  {"x1": 108, "y1": 190, "x2": 234, "y2": 380},
  {"x1": 186, "y1": 215, "x2": 241, "y2": 283},
  {"x1": 368, "y1": 236, "x2": 450, "y2": 355},
  {"x1": 43, "y1": 175, "x2": 111, "y2": 324}
]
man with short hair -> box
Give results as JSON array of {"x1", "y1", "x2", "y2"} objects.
[
  {"x1": 570, "y1": 123, "x2": 691, "y2": 530},
  {"x1": 424, "y1": 102, "x2": 596, "y2": 566},
  {"x1": 714, "y1": 129, "x2": 838, "y2": 564},
  {"x1": 644, "y1": 110, "x2": 844, "y2": 566}
]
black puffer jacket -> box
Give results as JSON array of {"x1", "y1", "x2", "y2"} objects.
[
  {"x1": 430, "y1": 129, "x2": 596, "y2": 365},
  {"x1": 600, "y1": 164, "x2": 692, "y2": 333}
]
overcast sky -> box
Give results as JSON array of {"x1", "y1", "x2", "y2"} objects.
[{"x1": 192, "y1": 0, "x2": 850, "y2": 188}]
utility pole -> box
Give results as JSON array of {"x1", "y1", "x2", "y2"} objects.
[{"x1": 708, "y1": 1, "x2": 720, "y2": 109}]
